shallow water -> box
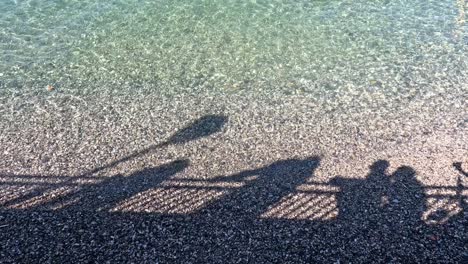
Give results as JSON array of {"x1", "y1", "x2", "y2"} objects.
[{"x1": 0, "y1": 0, "x2": 467, "y2": 97}]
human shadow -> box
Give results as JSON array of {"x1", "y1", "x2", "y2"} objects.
[
  {"x1": 44, "y1": 159, "x2": 189, "y2": 212},
  {"x1": 1, "y1": 129, "x2": 467, "y2": 264},
  {"x1": 0, "y1": 114, "x2": 227, "y2": 212},
  {"x1": 0, "y1": 158, "x2": 466, "y2": 263},
  {"x1": 331, "y1": 160, "x2": 425, "y2": 229},
  {"x1": 328, "y1": 160, "x2": 431, "y2": 261},
  {"x1": 197, "y1": 157, "x2": 321, "y2": 220},
  {"x1": 331, "y1": 160, "x2": 392, "y2": 225},
  {"x1": 84, "y1": 114, "x2": 227, "y2": 176}
]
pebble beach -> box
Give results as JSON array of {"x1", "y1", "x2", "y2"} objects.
[{"x1": 1, "y1": 0, "x2": 467, "y2": 263}]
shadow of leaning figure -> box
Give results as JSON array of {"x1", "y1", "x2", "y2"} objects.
[
  {"x1": 331, "y1": 160, "x2": 426, "y2": 261},
  {"x1": 331, "y1": 160, "x2": 425, "y2": 227},
  {"x1": 198, "y1": 157, "x2": 321, "y2": 220},
  {"x1": 386, "y1": 165, "x2": 426, "y2": 233},
  {"x1": 45, "y1": 159, "x2": 189, "y2": 212},
  {"x1": 383, "y1": 164, "x2": 427, "y2": 261},
  {"x1": 147, "y1": 157, "x2": 321, "y2": 263},
  {"x1": 39, "y1": 114, "x2": 227, "y2": 212},
  {"x1": 330, "y1": 160, "x2": 392, "y2": 228}
]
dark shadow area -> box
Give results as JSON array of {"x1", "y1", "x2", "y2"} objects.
[
  {"x1": 0, "y1": 116, "x2": 466, "y2": 263},
  {"x1": 46, "y1": 159, "x2": 190, "y2": 212},
  {"x1": 454, "y1": 162, "x2": 468, "y2": 178},
  {"x1": 329, "y1": 161, "x2": 430, "y2": 261},
  {"x1": 196, "y1": 157, "x2": 321, "y2": 219},
  {"x1": 331, "y1": 161, "x2": 425, "y2": 229},
  {"x1": 454, "y1": 162, "x2": 468, "y2": 217},
  {"x1": 165, "y1": 115, "x2": 228, "y2": 145}
]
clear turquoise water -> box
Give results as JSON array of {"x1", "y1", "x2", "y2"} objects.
[{"x1": 1, "y1": 0, "x2": 466, "y2": 97}]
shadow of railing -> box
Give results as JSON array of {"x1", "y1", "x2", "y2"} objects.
[
  {"x1": 0, "y1": 115, "x2": 466, "y2": 263},
  {"x1": 1, "y1": 159, "x2": 466, "y2": 225},
  {"x1": 0, "y1": 114, "x2": 228, "y2": 211}
]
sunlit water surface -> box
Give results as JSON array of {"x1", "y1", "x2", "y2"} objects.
[{"x1": 0, "y1": 0, "x2": 466, "y2": 98}]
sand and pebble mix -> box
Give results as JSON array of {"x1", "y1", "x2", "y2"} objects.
[
  {"x1": 0, "y1": 88, "x2": 466, "y2": 263},
  {"x1": 1, "y1": 0, "x2": 467, "y2": 262}
]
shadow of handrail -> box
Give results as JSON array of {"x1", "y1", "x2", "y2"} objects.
[
  {"x1": 1, "y1": 157, "x2": 466, "y2": 262},
  {"x1": 0, "y1": 115, "x2": 227, "y2": 212}
]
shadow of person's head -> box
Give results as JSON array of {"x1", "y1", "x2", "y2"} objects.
[
  {"x1": 369, "y1": 160, "x2": 390, "y2": 175},
  {"x1": 391, "y1": 165, "x2": 417, "y2": 184},
  {"x1": 262, "y1": 156, "x2": 321, "y2": 182},
  {"x1": 165, "y1": 115, "x2": 228, "y2": 145}
]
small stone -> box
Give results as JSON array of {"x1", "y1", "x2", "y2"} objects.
[{"x1": 46, "y1": 85, "x2": 55, "y2": 91}]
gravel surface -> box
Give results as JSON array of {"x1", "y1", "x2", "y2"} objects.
[
  {"x1": 0, "y1": 90, "x2": 467, "y2": 263},
  {"x1": 1, "y1": 0, "x2": 467, "y2": 262}
]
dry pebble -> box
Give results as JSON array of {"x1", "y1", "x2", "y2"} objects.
[
  {"x1": 0, "y1": 0, "x2": 467, "y2": 262},
  {"x1": 0, "y1": 91, "x2": 466, "y2": 263}
]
